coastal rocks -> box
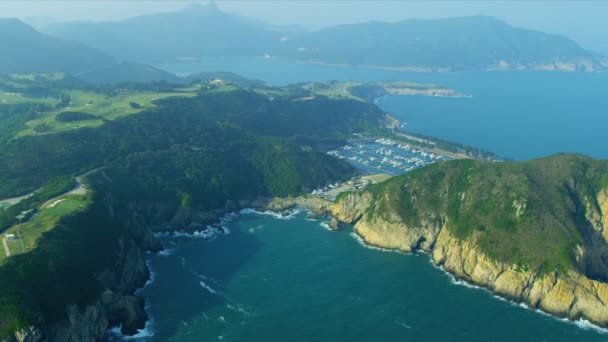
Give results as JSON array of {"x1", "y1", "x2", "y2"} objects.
[
  {"x1": 354, "y1": 212, "x2": 440, "y2": 252},
  {"x1": 266, "y1": 196, "x2": 333, "y2": 217},
  {"x1": 330, "y1": 192, "x2": 373, "y2": 223},
  {"x1": 331, "y1": 191, "x2": 608, "y2": 329},
  {"x1": 101, "y1": 291, "x2": 147, "y2": 335},
  {"x1": 597, "y1": 189, "x2": 608, "y2": 240},
  {"x1": 329, "y1": 217, "x2": 339, "y2": 230},
  {"x1": 48, "y1": 303, "x2": 109, "y2": 342}
]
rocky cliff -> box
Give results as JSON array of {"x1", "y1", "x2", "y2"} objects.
[
  {"x1": 331, "y1": 155, "x2": 608, "y2": 328},
  {"x1": 5, "y1": 193, "x2": 163, "y2": 342}
]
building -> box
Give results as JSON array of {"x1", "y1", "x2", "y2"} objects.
[{"x1": 5, "y1": 234, "x2": 15, "y2": 240}]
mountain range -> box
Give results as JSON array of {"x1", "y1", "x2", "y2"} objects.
[
  {"x1": 0, "y1": 2, "x2": 605, "y2": 85},
  {"x1": 42, "y1": 3, "x2": 606, "y2": 72}
]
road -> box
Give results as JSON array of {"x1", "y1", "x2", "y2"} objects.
[
  {"x1": 40, "y1": 169, "x2": 97, "y2": 209},
  {"x1": 0, "y1": 192, "x2": 35, "y2": 206}
]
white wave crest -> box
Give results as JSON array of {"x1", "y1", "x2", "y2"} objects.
[
  {"x1": 349, "y1": 232, "x2": 406, "y2": 254},
  {"x1": 200, "y1": 280, "x2": 220, "y2": 295},
  {"x1": 107, "y1": 301, "x2": 155, "y2": 340},
  {"x1": 158, "y1": 248, "x2": 175, "y2": 257},
  {"x1": 227, "y1": 303, "x2": 253, "y2": 317},
  {"x1": 319, "y1": 221, "x2": 334, "y2": 231},
  {"x1": 172, "y1": 226, "x2": 222, "y2": 239},
  {"x1": 239, "y1": 208, "x2": 301, "y2": 220},
  {"x1": 435, "y1": 261, "x2": 608, "y2": 333},
  {"x1": 135, "y1": 259, "x2": 156, "y2": 296},
  {"x1": 107, "y1": 317, "x2": 155, "y2": 340}
]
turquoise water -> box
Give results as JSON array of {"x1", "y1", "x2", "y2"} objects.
[
  {"x1": 161, "y1": 57, "x2": 608, "y2": 160},
  {"x1": 134, "y1": 212, "x2": 607, "y2": 341},
  {"x1": 131, "y1": 59, "x2": 608, "y2": 341}
]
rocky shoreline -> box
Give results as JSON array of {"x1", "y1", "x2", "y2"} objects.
[{"x1": 330, "y1": 191, "x2": 608, "y2": 330}]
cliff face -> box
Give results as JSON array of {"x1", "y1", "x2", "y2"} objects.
[
  {"x1": 331, "y1": 156, "x2": 608, "y2": 328},
  {"x1": 6, "y1": 195, "x2": 163, "y2": 342}
]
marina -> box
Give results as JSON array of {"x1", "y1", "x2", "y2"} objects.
[{"x1": 328, "y1": 138, "x2": 451, "y2": 176}]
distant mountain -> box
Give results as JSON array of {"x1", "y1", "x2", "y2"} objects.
[
  {"x1": 44, "y1": 3, "x2": 286, "y2": 63},
  {"x1": 0, "y1": 18, "x2": 202, "y2": 84},
  {"x1": 0, "y1": 18, "x2": 116, "y2": 74},
  {"x1": 286, "y1": 16, "x2": 605, "y2": 72},
  {"x1": 75, "y1": 61, "x2": 181, "y2": 84},
  {"x1": 41, "y1": 5, "x2": 605, "y2": 72}
]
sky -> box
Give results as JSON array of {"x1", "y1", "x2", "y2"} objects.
[{"x1": 2, "y1": 1, "x2": 607, "y2": 54}]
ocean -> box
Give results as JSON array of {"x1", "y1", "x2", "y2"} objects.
[
  {"x1": 116, "y1": 58, "x2": 608, "y2": 341},
  {"x1": 120, "y1": 211, "x2": 607, "y2": 341},
  {"x1": 160, "y1": 57, "x2": 608, "y2": 160}
]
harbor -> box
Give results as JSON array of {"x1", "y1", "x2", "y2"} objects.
[{"x1": 327, "y1": 138, "x2": 451, "y2": 176}]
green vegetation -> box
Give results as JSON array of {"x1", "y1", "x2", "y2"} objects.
[
  {"x1": 400, "y1": 131, "x2": 501, "y2": 160},
  {"x1": 1, "y1": 194, "x2": 91, "y2": 264},
  {"x1": 359, "y1": 154, "x2": 608, "y2": 276},
  {"x1": 17, "y1": 89, "x2": 197, "y2": 137},
  {"x1": 0, "y1": 74, "x2": 389, "y2": 337},
  {"x1": 0, "y1": 189, "x2": 129, "y2": 338},
  {"x1": 0, "y1": 176, "x2": 76, "y2": 233},
  {"x1": 289, "y1": 16, "x2": 601, "y2": 71}
]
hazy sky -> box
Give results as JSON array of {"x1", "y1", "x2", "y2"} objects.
[{"x1": 2, "y1": 1, "x2": 607, "y2": 53}]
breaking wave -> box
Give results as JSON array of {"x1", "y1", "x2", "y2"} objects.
[
  {"x1": 239, "y1": 208, "x2": 301, "y2": 220},
  {"x1": 349, "y1": 232, "x2": 406, "y2": 254},
  {"x1": 199, "y1": 280, "x2": 220, "y2": 295}
]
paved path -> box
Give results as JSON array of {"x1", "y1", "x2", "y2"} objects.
[{"x1": 2, "y1": 237, "x2": 10, "y2": 257}]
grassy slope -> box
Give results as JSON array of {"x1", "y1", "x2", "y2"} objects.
[
  {"x1": 0, "y1": 194, "x2": 91, "y2": 264},
  {"x1": 361, "y1": 154, "x2": 608, "y2": 274}
]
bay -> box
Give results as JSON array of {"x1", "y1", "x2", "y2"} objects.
[{"x1": 134, "y1": 212, "x2": 607, "y2": 341}]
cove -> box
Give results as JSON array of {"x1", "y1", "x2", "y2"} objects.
[{"x1": 132, "y1": 212, "x2": 608, "y2": 341}]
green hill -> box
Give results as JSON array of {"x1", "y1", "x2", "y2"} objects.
[
  {"x1": 43, "y1": 6, "x2": 606, "y2": 72},
  {"x1": 44, "y1": 3, "x2": 285, "y2": 63},
  {"x1": 333, "y1": 154, "x2": 608, "y2": 326},
  {"x1": 0, "y1": 76, "x2": 392, "y2": 339},
  {"x1": 0, "y1": 18, "x2": 116, "y2": 74},
  {"x1": 288, "y1": 16, "x2": 605, "y2": 71}
]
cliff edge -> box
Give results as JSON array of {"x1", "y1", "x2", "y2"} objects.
[{"x1": 332, "y1": 154, "x2": 608, "y2": 327}]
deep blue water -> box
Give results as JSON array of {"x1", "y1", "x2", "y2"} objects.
[
  {"x1": 161, "y1": 57, "x2": 608, "y2": 160},
  {"x1": 131, "y1": 212, "x2": 608, "y2": 341},
  {"x1": 127, "y1": 58, "x2": 608, "y2": 341}
]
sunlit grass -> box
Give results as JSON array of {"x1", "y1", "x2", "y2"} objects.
[
  {"x1": 0, "y1": 194, "x2": 92, "y2": 264},
  {"x1": 17, "y1": 90, "x2": 197, "y2": 137}
]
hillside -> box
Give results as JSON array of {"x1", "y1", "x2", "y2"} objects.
[
  {"x1": 44, "y1": 3, "x2": 285, "y2": 63},
  {"x1": 0, "y1": 18, "x2": 195, "y2": 85},
  {"x1": 0, "y1": 18, "x2": 116, "y2": 74},
  {"x1": 0, "y1": 75, "x2": 393, "y2": 339},
  {"x1": 43, "y1": 5, "x2": 606, "y2": 72},
  {"x1": 289, "y1": 16, "x2": 605, "y2": 71},
  {"x1": 332, "y1": 154, "x2": 608, "y2": 327}
]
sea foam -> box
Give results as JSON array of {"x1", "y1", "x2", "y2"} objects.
[
  {"x1": 106, "y1": 300, "x2": 155, "y2": 340},
  {"x1": 349, "y1": 232, "x2": 406, "y2": 254},
  {"x1": 239, "y1": 208, "x2": 301, "y2": 220}
]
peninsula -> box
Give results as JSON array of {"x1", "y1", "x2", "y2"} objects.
[{"x1": 331, "y1": 154, "x2": 608, "y2": 327}]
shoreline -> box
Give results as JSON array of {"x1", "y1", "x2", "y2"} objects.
[
  {"x1": 296, "y1": 59, "x2": 604, "y2": 73},
  {"x1": 133, "y1": 203, "x2": 608, "y2": 338},
  {"x1": 348, "y1": 226, "x2": 608, "y2": 334}
]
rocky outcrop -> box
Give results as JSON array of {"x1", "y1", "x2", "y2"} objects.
[
  {"x1": 332, "y1": 191, "x2": 608, "y2": 328},
  {"x1": 330, "y1": 192, "x2": 373, "y2": 223},
  {"x1": 266, "y1": 196, "x2": 333, "y2": 217}
]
